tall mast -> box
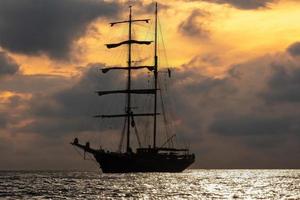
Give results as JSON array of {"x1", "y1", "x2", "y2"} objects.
[
  {"x1": 126, "y1": 6, "x2": 132, "y2": 152},
  {"x1": 97, "y1": 6, "x2": 154, "y2": 153},
  {"x1": 153, "y1": 2, "x2": 158, "y2": 149}
]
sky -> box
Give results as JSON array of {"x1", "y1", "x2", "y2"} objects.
[{"x1": 0, "y1": 0, "x2": 300, "y2": 170}]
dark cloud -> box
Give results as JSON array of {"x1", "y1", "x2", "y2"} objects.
[
  {"x1": 203, "y1": 0, "x2": 276, "y2": 10},
  {"x1": 0, "y1": 74, "x2": 70, "y2": 93},
  {"x1": 0, "y1": 114, "x2": 7, "y2": 128},
  {"x1": 169, "y1": 47, "x2": 300, "y2": 168},
  {"x1": 180, "y1": 54, "x2": 223, "y2": 75},
  {"x1": 0, "y1": 51, "x2": 19, "y2": 76},
  {"x1": 129, "y1": 1, "x2": 169, "y2": 14},
  {"x1": 0, "y1": 0, "x2": 120, "y2": 59},
  {"x1": 21, "y1": 64, "x2": 130, "y2": 137},
  {"x1": 204, "y1": 55, "x2": 300, "y2": 143},
  {"x1": 210, "y1": 114, "x2": 294, "y2": 136},
  {"x1": 287, "y1": 42, "x2": 300, "y2": 57},
  {"x1": 2, "y1": 42, "x2": 300, "y2": 168},
  {"x1": 143, "y1": 2, "x2": 169, "y2": 14},
  {"x1": 178, "y1": 9, "x2": 210, "y2": 39},
  {"x1": 262, "y1": 63, "x2": 300, "y2": 103}
]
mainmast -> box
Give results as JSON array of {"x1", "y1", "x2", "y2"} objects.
[
  {"x1": 127, "y1": 6, "x2": 132, "y2": 153},
  {"x1": 96, "y1": 5, "x2": 157, "y2": 153},
  {"x1": 153, "y1": 2, "x2": 158, "y2": 149}
]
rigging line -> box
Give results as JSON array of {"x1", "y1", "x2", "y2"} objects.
[
  {"x1": 105, "y1": 21, "x2": 124, "y2": 60},
  {"x1": 144, "y1": 115, "x2": 150, "y2": 145},
  {"x1": 132, "y1": 28, "x2": 142, "y2": 69},
  {"x1": 106, "y1": 22, "x2": 128, "y2": 67},
  {"x1": 73, "y1": 146, "x2": 86, "y2": 160},
  {"x1": 134, "y1": 124, "x2": 142, "y2": 148},
  {"x1": 132, "y1": 28, "x2": 151, "y2": 71},
  {"x1": 118, "y1": 117, "x2": 127, "y2": 152},
  {"x1": 141, "y1": 75, "x2": 152, "y2": 145},
  {"x1": 73, "y1": 146, "x2": 99, "y2": 168},
  {"x1": 167, "y1": 78, "x2": 180, "y2": 147},
  {"x1": 117, "y1": 25, "x2": 128, "y2": 64},
  {"x1": 114, "y1": 26, "x2": 127, "y2": 67},
  {"x1": 162, "y1": 73, "x2": 173, "y2": 132},
  {"x1": 134, "y1": 14, "x2": 152, "y2": 70},
  {"x1": 158, "y1": 16, "x2": 170, "y2": 68},
  {"x1": 86, "y1": 155, "x2": 100, "y2": 168},
  {"x1": 118, "y1": 85, "x2": 128, "y2": 152},
  {"x1": 158, "y1": 76, "x2": 173, "y2": 148},
  {"x1": 143, "y1": 16, "x2": 153, "y2": 45},
  {"x1": 162, "y1": 71, "x2": 175, "y2": 147},
  {"x1": 132, "y1": 32, "x2": 146, "y2": 73},
  {"x1": 134, "y1": 23, "x2": 149, "y2": 28},
  {"x1": 160, "y1": 69, "x2": 176, "y2": 139},
  {"x1": 98, "y1": 105, "x2": 104, "y2": 147}
]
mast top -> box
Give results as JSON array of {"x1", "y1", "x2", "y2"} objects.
[{"x1": 109, "y1": 5, "x2": 149, "y2": 27}]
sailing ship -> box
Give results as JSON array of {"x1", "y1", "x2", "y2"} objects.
[{"x1": 71, "y1": 3, "x2": 195, "y2": 173}]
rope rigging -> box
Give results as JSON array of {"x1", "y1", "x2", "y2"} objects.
[
  {"x1": 95, "y1": 4, "x2": 181, "y2": 152},
  {"x1": 118, "y1": 117, "x2": 127, "y2": 152},
  {"x1": 73, "y1": 146, "x2": 99, "y2": 168}
]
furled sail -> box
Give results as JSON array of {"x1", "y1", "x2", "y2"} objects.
[
  {"x1": 96, "y1": 89, "x2": 157, "y2": 96},
  {"x1": 106, "y1": 40, "x2": 152, "y2": 49}
]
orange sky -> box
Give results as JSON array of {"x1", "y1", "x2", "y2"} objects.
[
  {"x1": 1, "y1": 0, "x2": 300, "y2": 170},
  {"x1": 7, "y1": 0, "x2": 300, "y2": 78}
]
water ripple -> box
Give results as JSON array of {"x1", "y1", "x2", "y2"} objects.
[{"x1": 0, "y1": 170, "x2": 299, "y2": 199}]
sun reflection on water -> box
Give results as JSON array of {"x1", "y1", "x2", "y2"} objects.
[{"x1": 0, "y1": 169, "x2": 299, "y2": 199}]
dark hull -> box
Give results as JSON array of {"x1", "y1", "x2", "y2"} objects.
[{"x1": 93, "y1": 152, "x2": 195, "y2": 173}]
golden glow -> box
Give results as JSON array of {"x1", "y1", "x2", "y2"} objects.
[
  {"x1": 0, "y1": 91, "x2": 31, "y2": 104},
  {"x1": 8, "y1": 0, "x2": 300, "y2": 77},
  {"x1": 0, "y1": 91, "x2": 15, "y2": 104}
]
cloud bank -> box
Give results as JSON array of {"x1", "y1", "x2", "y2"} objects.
[
  {"x1": 178, "y1": 9, "x2": 210, "y2": 39},
  {"x1": 0, "y1": 51, "x2": 19, "y2": 77},
  {"x1": 1, "y1": 41, "x2": 300, "y2": 169},
  {"x1": 0, "y1": 0, "x2": 120, "y2": 60},
  {"x1": 203, "y1": 0, "x2": 277, "y2": 10}
]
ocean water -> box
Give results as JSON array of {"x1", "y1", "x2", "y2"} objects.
[{"x1": 0, "y1": 170, "x2": 299, "y2": 199}]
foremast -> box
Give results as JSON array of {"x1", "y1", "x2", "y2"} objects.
[
  {"x1": 96, "y1": 3, "x2": 160, "y2": 153},
  {"x1": 153, "y1": 3, "x2": 158, "y2": 149},
  {"x1": 127, "y1": 6, "x2": 133, "y2": 153}
]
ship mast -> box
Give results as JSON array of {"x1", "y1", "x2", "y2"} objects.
[
  {"x1": 153, "y1": 2, "x2": 158, "y2": 149},
  {"x1": 71, "y1": 3, "x2": 196, "y2": 173},
  {"x1": 127, "y1": 6, "x2": 132, "y2": 153},
  {"x1": 96, "y1": 5, "x2": 158, "y2": 153}
]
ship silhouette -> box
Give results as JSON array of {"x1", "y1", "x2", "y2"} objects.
[{"x1": 71, "y1": 2, "x2": 195, "y2": 173}]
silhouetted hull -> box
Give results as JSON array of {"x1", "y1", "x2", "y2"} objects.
[{"x1": 93, "y1": 151, "x2": 195, "y2": 173}]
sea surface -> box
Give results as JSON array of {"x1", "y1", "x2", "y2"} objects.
[{"x1": 0, "y1": 169, "x2": 299, "y2": 199}]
